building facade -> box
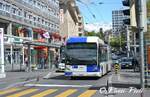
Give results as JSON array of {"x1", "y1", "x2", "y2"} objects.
[
  {"x1": 145, "y1": 0, "x2": 150, "y2": 87},
  {"x1": 59, "y1": 0, "x2": 84, "y2": 39},
  {"x1": 0, "y1": 0, "x2": 60, "y2": 71},
  {"x1": 112, "y1": 10, "x2": 128, "y2": 36}
]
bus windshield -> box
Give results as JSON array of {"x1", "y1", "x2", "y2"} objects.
[{"x1": 66, "y1": 43, "x2": 97, "y2": 65}]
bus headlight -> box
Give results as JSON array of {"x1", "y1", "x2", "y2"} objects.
[{"x1": 66, "y1": 65, "x2": 71, "y2": 70}]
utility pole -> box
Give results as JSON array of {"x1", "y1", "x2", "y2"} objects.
[{"x1": 138, "y1": 0, "x2": 146, "y2": 88}]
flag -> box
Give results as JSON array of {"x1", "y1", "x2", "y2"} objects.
[{"x1": 42, "y1": 32, "x2": 50, "y2": 38}]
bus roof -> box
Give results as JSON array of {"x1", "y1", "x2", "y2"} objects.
[{"x1": 66, "y1": 36, "x2": 104, "y2": 44}]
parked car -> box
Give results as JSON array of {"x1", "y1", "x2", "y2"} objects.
[
  {"x1": 57, "y1": 59, "x2": 65, "y2": 71},
  {"x1": 120, "y1": 58, "x2": 133, "y2": 69}
]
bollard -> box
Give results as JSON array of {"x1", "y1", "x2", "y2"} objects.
[{"x1": 114, "y1": 63, "x2": 120, "y2": 74}]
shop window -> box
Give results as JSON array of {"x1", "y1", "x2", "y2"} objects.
[{"x1": 33, "y1": 32, "x2": 38, "y2": 39}]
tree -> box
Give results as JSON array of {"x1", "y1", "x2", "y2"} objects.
[
  {"x1": 110, "y1": 35, "x2": 126, "y2": 51},
  {"x1": 84, "y1": 28, "x2": 104, "y2": 40}
]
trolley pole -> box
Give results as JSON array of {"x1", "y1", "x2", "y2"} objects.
[{"x1": 138, "y1": 0, "x2": 146, "y2": 88}]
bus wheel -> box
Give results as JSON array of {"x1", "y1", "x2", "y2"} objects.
[{"x1": 70, "y1": 76, "x2": 75, "y2": 80}]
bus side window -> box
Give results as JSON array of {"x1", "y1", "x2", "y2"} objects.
[
  {"x1": 98, "y1": 47, "x2": 101, "y2": 63},
  {"x1": 100, "y1": 47, "x2": 107, "y2": 62}
]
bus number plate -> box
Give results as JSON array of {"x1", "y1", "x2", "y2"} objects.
[{"x1": 72, "y1": 65, "x2": 78, "y2": 68}]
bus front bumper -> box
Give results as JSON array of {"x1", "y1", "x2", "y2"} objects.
[{"x1": 65, "y1": 72, "x2": 102, "y2": 77}]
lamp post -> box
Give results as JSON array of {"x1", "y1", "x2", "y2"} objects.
[{"x1": 137, "y1": 0, "x2": 146, "y2": 88}]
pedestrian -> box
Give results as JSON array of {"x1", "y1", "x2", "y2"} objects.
[
  {"x1": 8, "y1": 54, "x2": 11, "y2": 64},
  {"x1": 25, "y1": 55, "x2": 29, "y2": 72}
]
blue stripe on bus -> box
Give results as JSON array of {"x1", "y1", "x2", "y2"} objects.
[
  {"x1": 65, "y1": 72, "x2": 72, "y2": 76},
  {"x1": 67, "y1": 37, "x2": 87, "y2": 43},
  {"x1": 87, "y1": 65, "x2": 100, "y2": 72}
]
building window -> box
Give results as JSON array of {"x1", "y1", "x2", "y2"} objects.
[
  {"x1": 29, "y1": 14, "x2": 32, "y2": 20},
  {"x1": 18, "y1": 9, "x2": 22, "y2": 16},
  {"x1": 24, "y1": 11, "x2": 27, "y2": 18},
  {"x1": 5, "y1": 4, "x2": 10, "y2": 12},
  {"x1": 11, "y1": 7, "x2": 17, "y2": 14},
  {"x1": 38, "y1": 17, "x2": 41, "y2": 22},
  {"x1": 42, "y1": 19, "x2": 44, "y2": 24},
  {"x1": 33, "y1": 16, "x2": 36, "y2": 21}
]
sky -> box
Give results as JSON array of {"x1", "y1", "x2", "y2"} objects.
[{"x1": 76, "y1": 0, "x2": 124, "y2": 32}]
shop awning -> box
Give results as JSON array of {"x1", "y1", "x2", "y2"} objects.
[
  {"x1": 22, "y1": 41, "x2": 61, "y2": 48},
  {"x1": 33, "y1": 28, "x2": 46, "y2": 34}
]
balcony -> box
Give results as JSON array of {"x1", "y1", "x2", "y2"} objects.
[{"x1": 122, "y1": 0, "x2": 130, "y2": 6}]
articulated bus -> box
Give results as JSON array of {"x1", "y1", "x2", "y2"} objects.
[{"x1": 64, "y1": 36, "x2": 111, "y2": 77}]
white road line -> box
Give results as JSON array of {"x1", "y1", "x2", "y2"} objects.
[{"x1": 24, "y1": 84, "x2": 92, "y2": 88}]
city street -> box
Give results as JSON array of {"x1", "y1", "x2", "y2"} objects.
[
  {"x1": 0, "y1": 69, "x2": 149, "y2": 97},
  {"x1": 0, "y1": 0, "x2": 150, "y2": 97}
]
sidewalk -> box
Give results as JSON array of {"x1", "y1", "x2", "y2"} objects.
[
  {"x1": 0, "y1": 69, "x2": 50, "y2": 90},
  {"x1": 109, "y1": 70, "x2": 150, "y2": 97},
  {"x1": 110, "y1": 71, "x2": 141, "y2": 88}
]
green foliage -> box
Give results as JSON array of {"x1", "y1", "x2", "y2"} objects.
[
  {"x1": 84, "y1": 30, "x2": 104, "y2": 40},
  {"x1": 110, "y1": 35, "x2": 126, "y2": 50}
]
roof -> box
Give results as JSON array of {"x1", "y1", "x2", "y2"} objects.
[{"x1": 66, "y1": 36, "x2": 104, "y2": 44}]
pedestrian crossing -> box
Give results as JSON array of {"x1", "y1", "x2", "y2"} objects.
[{"x1": 0, "y1": 87, "x2": 98, "y2": 97}]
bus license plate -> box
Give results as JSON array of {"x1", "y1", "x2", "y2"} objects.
[{"x1": 72, "y1": 65, "x2": 78, "y2": 68}]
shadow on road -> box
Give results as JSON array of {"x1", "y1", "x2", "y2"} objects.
[{"x1": 49, "y1": 75, "x2": 100, "y2": 80}]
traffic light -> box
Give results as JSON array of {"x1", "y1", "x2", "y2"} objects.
[
  {"x1": 122, "y1": 0, "x2": 130, "y2": 25},
  {"x1": 123, "y1": 18, "x2": 130, "y2": 25},
  {"x1": 122, "y1": 0, "x2": 129, "y2": 6},
  {"x1": 123, "y1": 9, "x2": 130, "y2": 15}
]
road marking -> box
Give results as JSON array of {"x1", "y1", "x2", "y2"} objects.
[
  {"x1": 25, "y1": 84, "x2": 92, "y2": 88},
  {"x1": 6, "y1": 88, "x2": 38, "y2": 97},
  {"x1": 31, "y1": 89, "x2": 57, "y2": 97},
  {"x1": 78, "y1": 90, "x2": 97, "y2": 97},
  {"x1": 0, "y1": 88, "x2": 22, "y2": 95},
  {"x1": 55, "y1": 89, "x2": 77, "y2": 97}
]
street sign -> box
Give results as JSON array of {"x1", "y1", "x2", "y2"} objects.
[{"x1": 0, "y1": 28, "x2": 6, "y2": 78}]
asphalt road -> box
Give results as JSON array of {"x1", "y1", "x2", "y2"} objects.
[{"x1": 1, "y1": 70, "x2": 148, "y2": 97}]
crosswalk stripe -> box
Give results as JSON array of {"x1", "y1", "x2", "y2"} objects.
[
  {"x1": 0, "y1": 88, "x2": 22, "y2": 95},
  {"x1": 78, "y1": 90, "x2": 97, "y2": 97},
  {"x1": 6, "y1": 89, "x2": 38, "y2": 97},
  {"x1": 55, "y1": 89, "x2": 77, "y2": 97},
  {"x1": 31, "y1": 89, "x2": 57, "y2": 97}
]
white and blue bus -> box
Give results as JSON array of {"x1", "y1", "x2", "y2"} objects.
[{"x1": 64, "y1": 36, "x2": 111, "y2": 77}]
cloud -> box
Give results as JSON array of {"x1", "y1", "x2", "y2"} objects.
[{"x1": 84, "y1": 22, "x2": 112, "y2": 32}]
